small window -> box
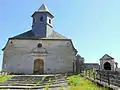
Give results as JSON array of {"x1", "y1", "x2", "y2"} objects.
[
  {"x1": 10, "y1": 41, "x2": 13, "y2": 46},
  {"x1": 49, "y1": 19, "x2": 51, "y2": 24},
  {"x1": 40, "y1": 17, "x2": 43, "y2": 22},
  {"x1": 10, "y1": 41, "x2": 13, "y2": 44}
]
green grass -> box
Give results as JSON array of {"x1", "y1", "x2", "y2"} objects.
[
  {"x1": 0, "y1": 75, "x2": 13, "y2": 83},
  {"x1": 66, "y1": 75, "x2": 108, "y2": 90}
]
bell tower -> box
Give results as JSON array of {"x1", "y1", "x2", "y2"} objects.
[{"x1": 32, "y1": 4, "x2": 54, "y2": 38}]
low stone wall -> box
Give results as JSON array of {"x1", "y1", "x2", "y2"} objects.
[{"x1": 0, "y1": 72, "x2": 9, "y2": 75}]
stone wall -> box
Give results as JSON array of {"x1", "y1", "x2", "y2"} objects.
[
  {"x1": 2, "y1": 39, "x2": 76, "y2": 74},
  {"x1": 83, "y1": 63, "x2": 100, "y2": 70},
  {"x1": 100, "y1": 59, "x2": 115, "y2": 71}
]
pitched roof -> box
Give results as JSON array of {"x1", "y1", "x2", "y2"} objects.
[
  {"x1": 100, "y1": 54, "x2": 114, "y2": 60},
  {"x1": 3, "y1": 31, "x2": 77, "y2": 53},
  {"x1": 38, "y1": 4, "x2": 49, "y2": 12},
  {"x1": 84, "y1": 63, "x2": 99, "y2": 65},
  {"x1": 10, "y1": 30, "x2": 68, "y2": 39},
  {"x1": 42, "y1": 31, "x2": 67, "y2": 39},
  {"x1": 32, "y1": 4, "x2": 54, "y2": 18}
]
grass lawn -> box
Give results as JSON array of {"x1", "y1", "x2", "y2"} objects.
[
  {"x1": 66, "y1": 75, "x2": 108, "y2": 90},
  {"x1": 0, "y1": 75, "x2": 13, "y2": 83}
]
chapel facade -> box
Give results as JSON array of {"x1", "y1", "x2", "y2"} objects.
[{"x1": 2, "y1": 4, "x2": 77, "y2": 74}]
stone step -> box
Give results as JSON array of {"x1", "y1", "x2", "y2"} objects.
[
  {"x1": 0, "y1": 79, "x2": 67, "y2": 86},
  {"x1": 0, "y1": 74, "x2": 67, "y2": 89},
  {"x1": 0, "y1": 83, "x2": 68, "y2": 89},
  {"x1": 0, "y1": 82, "x2": 67, "y2": 87},
  {"x1": 0, "y1": 78, "x2": 66, "y2": 83}
]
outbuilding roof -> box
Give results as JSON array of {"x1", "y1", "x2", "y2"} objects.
[{"x1": 99, "y1": 54, "x2": 114, "y2": 60}]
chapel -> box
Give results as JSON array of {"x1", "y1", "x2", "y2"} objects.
[
  {"x1": 99, "y1": 54, "x2": 116, "y2": 71},
  {"x1": 2, "y1": 4, "x2": 77, "y2": 74}
]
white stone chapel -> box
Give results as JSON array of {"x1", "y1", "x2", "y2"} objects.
[{"x1": 2, "y1": 4, "x2": 77, "y2": 74}]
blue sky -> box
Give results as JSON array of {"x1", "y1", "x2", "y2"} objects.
[{"x1": 0, "y1": 0, "x2": 120, "y2": 71}]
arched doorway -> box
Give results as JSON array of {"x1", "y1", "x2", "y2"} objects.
[
  {"x1": 34, "y1": 59, "x2": 44, "y2": 74},
  {"x1": 104, "y1": 62, "x2": 111, "y2": 70}
]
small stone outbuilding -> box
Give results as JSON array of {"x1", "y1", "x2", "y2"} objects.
[{"x1": 100, "y1": 54, "x2": 116, "y2": 71}]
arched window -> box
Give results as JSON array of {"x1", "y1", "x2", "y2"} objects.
[
  {"x1": 40, "y1": 17, "x2": 43, "y2": 22},
  {"x1": 49, "y1": 19, "x2": 51, "y2": 24}
]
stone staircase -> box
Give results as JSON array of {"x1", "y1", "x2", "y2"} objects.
[{"x1": 0, "y1": 75, "x2": 68, "y2": 89}]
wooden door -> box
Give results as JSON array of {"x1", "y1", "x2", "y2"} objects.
[{"x1": 34, "y1": 59, "x2": 44, "y2": 74}]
